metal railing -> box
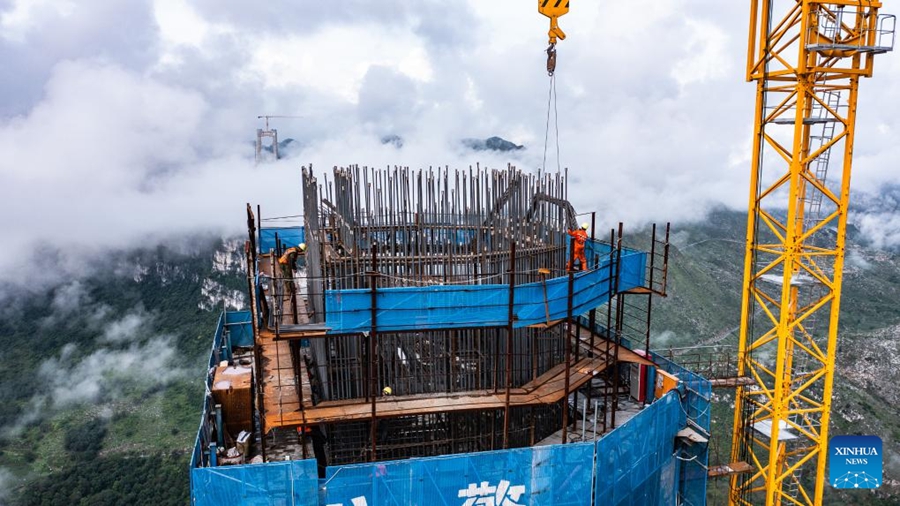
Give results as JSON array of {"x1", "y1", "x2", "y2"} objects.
[{"x1": 807, "y1": 7, "x2": 895, "y2": 53}]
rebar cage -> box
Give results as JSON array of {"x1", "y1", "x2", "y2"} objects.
[{"x1": 301, "y1": 165, "x2": 577, "y2": 464}]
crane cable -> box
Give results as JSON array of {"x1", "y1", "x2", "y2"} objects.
[
  {"x1": 542, "y1": 72, "x2": 561, "y2": 174},
  {"x1": 538, "y1": 0, "x2": 566, "y2": 174}
]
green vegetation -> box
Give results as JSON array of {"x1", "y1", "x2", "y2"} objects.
[
  {"x1": 17, "y1": 452, "x2": 188, "y2": 506},
  {"x1": 63, "y1": 417, "x2": 108, "y2": 461},
  {"x1": 0, "y1": 236, "x2": 245, "y2": 504}
]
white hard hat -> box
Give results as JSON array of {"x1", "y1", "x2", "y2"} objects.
[
  {"x1": 298, "y1": 243, "x2": 307, "y2": 251},
  {"x1": 581, "y1": 223, "x2": 589, "y2": 230}
]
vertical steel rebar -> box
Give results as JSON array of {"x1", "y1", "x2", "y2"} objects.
[
  {"x1": 603, "y1": 228, "x2": 615, "y2": 434},
  {"x1": 503, "y1": 241, "x2": 516, "y2": 448},
  {"x1": 581, "y1": 398, "x2": 587, "y2": 441},
  {"x1": 611, "y1": 223, "x2": 624, "y2": 430},
  {"x1": 294, "y1": 165, "x2": 589, "y2": 461},
  {"x1": 244, "y1": 239, "x2": 267, "y2": 462},
  {"x1": 561, "y1": 236, "x2": 575, "y2": 444},
  {"x1": 369, "y1": 243, "x2": 379, "y2": 461},
  {"x1": 257, "y1": 204, "x2": 262, "y2": 255},
  {"x1": 645, "y1": 223, "x2": 658, "y2": 354}
]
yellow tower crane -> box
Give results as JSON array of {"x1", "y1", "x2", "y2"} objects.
[{"x1": 729, "y1": 1, "x2": 895, "y2": 505}]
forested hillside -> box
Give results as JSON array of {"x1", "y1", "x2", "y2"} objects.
[{"x1": 0, "y1": 236, "x2": 246, "y2": 505}]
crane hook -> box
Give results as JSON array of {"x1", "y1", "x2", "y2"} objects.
[{"x1": 538, "y1": 0, "x2": 567, "y2": 76}]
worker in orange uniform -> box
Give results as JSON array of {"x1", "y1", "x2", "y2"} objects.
[
  {"x1": 567, "y1": 223, "x2": 589, "y2": 271},
  {"x1": 278, "y1": 243, "x2": 306, "y2": 292}
]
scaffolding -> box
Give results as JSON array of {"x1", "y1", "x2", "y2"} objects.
[
  {"x1": 186, "y1": 164, "x2": 719, "y2": 506},
  {"x1": 236, "y1": 165, "x2": 672, "y2": 470},
  {"x1": 189, "y1": 308, "x2": 711, "y2": 506}
]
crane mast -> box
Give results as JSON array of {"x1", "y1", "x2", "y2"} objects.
[{"x1": 729, "y1": 1, "x2": 894, "y2": 505}]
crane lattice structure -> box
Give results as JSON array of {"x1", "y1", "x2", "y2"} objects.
[{"x1": 730, "y1": 1, "x2": 894, "y2": 505}]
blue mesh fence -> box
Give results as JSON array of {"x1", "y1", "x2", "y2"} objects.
[
  {"x1": 191, "y1": 460, "x2": 319, "y2": 506},
  {"x1": 224, "y1": 310, "x2": 253, "y2": 347},
  {"x1": 260, "y1": 226, "x2": 305, "y2": 253},
  {"x1": 652, "y1": 353, "x2": 712, "y2": 506},
  {"x1": 541, "y1": 443, "x2": 596, "y2": 505},
  {"x1": 191, "y1": 393, "x2": 702, "y2": 505},
  {"x1": 324, "y1": 241, "x2": 647, "y2": 333},
  {"x1": 321, "y1": 443, "x2": 596, "y2": 506},
  {"x1": 191, "y1": 311, "x2": 229, "y2": 470},
  {"x1": 594, "y1": 391, "x2": 684, "y2": 506}
]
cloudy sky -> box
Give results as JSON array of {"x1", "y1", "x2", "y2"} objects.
[{"x1": 1, "y1": 0, "x2": 898, "y2": 281}]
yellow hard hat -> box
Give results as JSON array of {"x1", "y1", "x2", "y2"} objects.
[
  {"x1": 382, "y1": 386, "x2": 392, "y2": 395},
  {"x1": 298, "y1": 243, "x2": 307, "y2": 251},
  {"x1": 581, "y1": 223, "x2": 589, "y2": 230}
]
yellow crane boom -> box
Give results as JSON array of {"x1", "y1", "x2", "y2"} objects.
[{"x1": 730, "y1": 1, "x2": 894, "y2": 505}]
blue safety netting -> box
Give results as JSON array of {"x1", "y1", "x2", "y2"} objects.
[
  {"x1": 190, "y1": 396, "x2": 700, "y2": 505},
  {"x1": 191, "y1": 395, "x2": 704, "y2": 506},
  {"x1": 225, "y1": 310, "x2": 254, "y2": 347},
  {"x1": 260, "y1": 226, "x2": 305, "y2": 254},
  {"x1": 191, "y1": 311, "x2": 247, "y2": 470},
  {"x1": 321, "y1": 443, "x2": 596, "y2": 506},
  {"x1": 595, "y1": 391, "x2": 684, "y2": 506},
  {"x1": 191, "y1": 460, "x2": 318, "y2": 506},
  {"x1": 651, "y1": 354, "x2": 712, "y2": 506},
  {"x1": 324, "y1": 241, "x2": 647, "y2": 333}
]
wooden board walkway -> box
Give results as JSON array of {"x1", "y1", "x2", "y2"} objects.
[
  {"x1": 260, "y1": 326, "x2": 656, "y2": 430},
  {"x1": 258, "y1": 252, "x2": 318, "y2": 432}
]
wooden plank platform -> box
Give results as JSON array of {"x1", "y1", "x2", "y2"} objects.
[
  {"x1": 574, "y1": 326, "x2": 655, "y2": 366},
  {"x1": 261, "y1": 330, "x2": 656, "y2": 430},
  {"x1": 260, "y1": 329, "x2": 300, "y2": 433},
  {"x1": 710, "y1": 376, "x2": 755, "y2": 388},
  {"x1": 257, "y1": 254, "x2": 325, "y2": 432},
  {"x1": 708, "y1": 461, "x2": 753, "y2": 478},
  {"x1": 269, "y1": 356, "x2": 610, "y2": 427}
]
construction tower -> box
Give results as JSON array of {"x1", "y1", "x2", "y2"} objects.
[{"x1": 730, "y1": 1, "x2": 895, "y2": 505}]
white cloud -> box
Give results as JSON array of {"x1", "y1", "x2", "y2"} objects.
[
  {"x1": 2, "y1": 342, "x2": 183, "y2": 438},
  {"x1": 153, "y1": 0, "x2": 211, "y2": 48},
  {"x1": 0, "y1": 0, "x2": 75, "y2": 42},
  {"x1": 49, "y1": 281, "x2": 89, "y2": 315},
  {"x1": 671, "y1": 18, "x2": 731, "y2": 91},
  {"x1": 39, "y1": 338, "x2": 181, "y2": 408},
  {"x1": 102, "y1": 311, "x2": 147, "y2": 343},
  {"x1": 3, "y1": 315, "x2": 185, "y2": 436},
  {"x1": 0, "y1": 60, "x2": 206, "y2": 183},
  {"x1": 854, "y1": 211, "x2": 900, "y2": 250},
  {"x1": 245, "y1": 24, "x2": 433, "y2": 103},
  {"x1": 1, "y1": 0, "x2": 900, "y2": 286},
  {"x1": 846, "y1": 248, "x2": 872, "y2": 270}
]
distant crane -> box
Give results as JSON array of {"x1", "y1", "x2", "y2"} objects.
[
  {"x1": 256, "y1": 115, "x2": 302, "y2": 163},
  {"x1": 729, "y1": 1, "x2": 895, "y2": 505}
]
